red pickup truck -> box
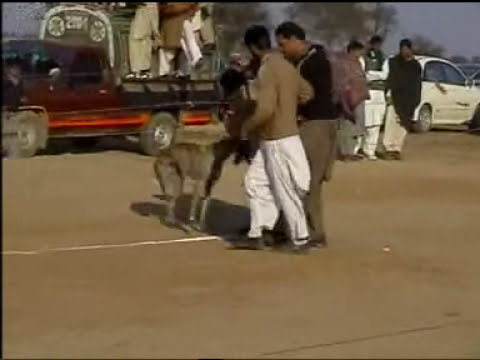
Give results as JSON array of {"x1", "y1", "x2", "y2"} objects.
[{"x1": 2, "y1": 39, "x2": 224, "y2": 157}]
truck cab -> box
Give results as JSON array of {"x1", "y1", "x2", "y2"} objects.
[{"x1": 2, "y1": 4, "x2": 226, "y2": 158}]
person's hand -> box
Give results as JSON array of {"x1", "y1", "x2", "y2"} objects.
[{"x1": 385, "y1": 94, "x2": 393, "y2": 106}]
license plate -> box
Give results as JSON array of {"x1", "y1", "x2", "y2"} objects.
[{"x1": 65, "y1": 15, "x2": 88, "y2": 31}]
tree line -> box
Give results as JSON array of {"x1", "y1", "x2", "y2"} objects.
[{"x1": 6, "y1": 2, "x2": 479, "y2": 63}]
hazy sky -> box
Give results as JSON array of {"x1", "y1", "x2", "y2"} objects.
[
  {"x1": 3, "y1": 2, "x2": 479, "y2": 57},
  {"x1": 384, "y1": 2, "x2": 480, "y2": 57},
  {"x1": 268, "y1": 2, "x2": 480, "y2": 57}
]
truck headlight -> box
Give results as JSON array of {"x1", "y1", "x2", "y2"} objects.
[
  {"x1": 47, "y1": 16, "x2": 65, "y2": 37},
  {"x1": 90, "y1": 20, "x2": 106, "y2": 42}
]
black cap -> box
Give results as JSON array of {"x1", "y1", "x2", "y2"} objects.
[{"x1": 400, "y1": 38, "x2": 413, "y2": 49}]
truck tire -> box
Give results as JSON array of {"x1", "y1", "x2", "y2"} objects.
[
  {"x1": 140, "y1": 112, "x2": 177, "y2": 156},
  {"x1": 8, "y1": 111, "x2": 48, "y2": 158}
]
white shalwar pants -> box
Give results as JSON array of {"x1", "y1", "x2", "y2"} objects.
[
  {"x1": 355, "y1": 90, "x2": 386, "y2": 156},
  {"x1": 159, "y1": 19, "x2": 202, "y2": 76},
  {"x1": 244, "y1": 135, "x2": 311, "y2": 245}
]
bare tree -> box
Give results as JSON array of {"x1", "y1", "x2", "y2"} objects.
[
  {"x1": 450, "y1": 55, "x2": 469, "y2": 64},
  {"x1": 370, "y1": 3, "x2": 398, "y2": 39},
  {"x1": 287, "y1": 2, "x2": 398, "y2": 48},
  {"x1": 213, "y1": 3, "x2": 269, "y2": 58},
  {"x1": 411, "y1": 34, "x2": 445, "y2": 58}
]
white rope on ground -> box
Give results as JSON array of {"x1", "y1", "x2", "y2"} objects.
[{"x1": 2, "y1": 235, "x2": 229, "y2": 256}]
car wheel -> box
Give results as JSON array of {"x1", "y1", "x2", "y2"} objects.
[
  {"x1": 412, "y1": 104, "x2": 432, "y2": 133},
  {"x1": 468, "y1": 105, "x2": 480, "y2": 132},
  {"x1": 7, "y1": 111, "x2": 47, "y2": 158},
  {"x1": 139, "y1": 112, "x2": 177, "y2": 156}
]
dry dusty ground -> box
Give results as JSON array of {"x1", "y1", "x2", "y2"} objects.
[{"x1": 2, "y1": 131, "x2": 480, "y2": 358}]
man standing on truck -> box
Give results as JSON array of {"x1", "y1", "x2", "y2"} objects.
[
  {"x1": 232, "y1": 25, "x2": 314, "y2": 253},
  {"x1": 274, "y1": 22, "x2": 339, "y2": 248},
  {"x1": 158, "y1": 3, "x2": 202, "y2": 77},
  {"x1": 127, "y1": 2, "x2": 161, "y2": 79}
]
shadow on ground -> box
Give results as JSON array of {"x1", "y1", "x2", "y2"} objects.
[
  {"x1": 130, "y1": 194, "x2": 250, "y2": 236},
  {"x1": 39, "y1": 137, "x2": 144, "y2": 157}
]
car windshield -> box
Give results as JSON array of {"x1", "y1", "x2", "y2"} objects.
[
  {"x1": 2, "y1": 42, "x2": 98, "y2": 78},
  {"x1": 458, "y1": 65, "x2": 480, "y2": 78}
]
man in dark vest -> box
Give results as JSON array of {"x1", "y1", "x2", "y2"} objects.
[
  {"x1": 274, "y1": 22, "x2": 339, "y2": 249},
  {"x1": 380, "y1": 39, "x2": 422, "y2": 160},
  {"x1": 365, "y1": 35, "x2": 385, "y2": 72},
  {"x1": 360, "y1": 35, "x2": 387, "y2": 160}
]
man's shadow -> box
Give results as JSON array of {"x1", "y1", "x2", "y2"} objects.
[{"x1": 130, "y1": 194, "x2": 250, "y2": 236}]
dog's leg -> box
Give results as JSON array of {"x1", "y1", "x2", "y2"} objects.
[
  {"x1": 197, "y1": 195, "x2": 210, "y2": 232},
  {"x1": 164, "y1": 165, "x2": 183, "y2": 228},
  {"x1": 153, "y1": 158, "x2": 167, "y2": 196},
  {"x1": 188, "y1": 179, "x2": 203, "y2": 230}
]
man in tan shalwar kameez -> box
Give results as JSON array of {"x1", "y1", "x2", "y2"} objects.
[
  {"x1": 158, "y1": 2, "x2": 201, "y2": 77},
  {"x1": 128, "y1": 2, "x2": 160, "y2": 79}
]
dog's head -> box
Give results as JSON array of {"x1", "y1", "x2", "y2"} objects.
[{"x1": 220, "y1": 68, "x2": 248, "y2": 99}]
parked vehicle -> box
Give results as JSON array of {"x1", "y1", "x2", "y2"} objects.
[
  {"x1": 412, "y1": 56, "x2": 480, "y2": 132},
  {"x1": 40, "y1": 3, "x2": 220, "y2": 79},
  {"x1": 2, "y1": 39, "x2": 223, "y2": 158}
]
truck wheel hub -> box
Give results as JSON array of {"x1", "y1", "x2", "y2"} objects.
[
  {"x1": 17, "y1": 125, "x2": 35, "y2": 149},
  {"x1": 154, "y1": 125, "x2": 171, "y2": 148}
]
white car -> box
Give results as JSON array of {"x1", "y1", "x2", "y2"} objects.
[
  {"x1": 368, "y1": 56, "x2": 480, "y2": 132},
  {"x1": 413, "y1": 56, "x2": 480, "y2": 132}
]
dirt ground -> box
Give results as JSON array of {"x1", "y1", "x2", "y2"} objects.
[{"x1": 3, "y1": 131, "x2": 480, "y2": 358}]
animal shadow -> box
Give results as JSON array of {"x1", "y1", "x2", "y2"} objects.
[{"x1": 130, "y1": 194, "x2": 250, "y2": 236}]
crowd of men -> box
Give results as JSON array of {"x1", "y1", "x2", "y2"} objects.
[
  {"x1": 127, "y1": 2, "x2": 215, "y2": 79},
  {"x1": 225, "y1": 22, "x2": 422, "y2": 254}
]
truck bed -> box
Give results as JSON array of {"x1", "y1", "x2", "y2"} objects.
[{"x1": 120, "y1": 77, "x2": 222, "y2": 105}]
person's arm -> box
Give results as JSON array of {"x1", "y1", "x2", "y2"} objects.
[
  {"x1": 241, "y1": 64, "x2": 276, "y2": 136},
  {"x1": 367, "y1": 57, "x2": 389, "y2": 81},
  {"x1": 359, "y1": 56, "x2": 366, "y2": 71},
  {"x1": 298, "y1": 75, "x2": 313, "y2": 105},
  {"x1": 413, "y1": 61, "x2": 422, "y2": 107}
]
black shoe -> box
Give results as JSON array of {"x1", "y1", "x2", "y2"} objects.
[
  {"x1": 310, "y1": 235, "x2": 328, "y2": 249},
  {"x1": 378, "y1": 151, "x2": 395, "y2": 160},
  {"x1": 391, "y1": 151, "x2": 403, "y2": 160},
  {"x1": 229, "y1": 235, "x2": 267, "y2": 250},
  {"x1": 274, "y1": 239, "x2": 311, "y2": 254}
]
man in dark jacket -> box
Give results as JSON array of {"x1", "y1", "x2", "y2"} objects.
[
  {"x1": 275, "y1": 21, "x2": 339, "y2": 248},
  {"x1": 381, "y1": 39, "x2": 422, "y2": 160},
  {"x1": 2, "y1": 59, "x2": 25, "y2": 109}
]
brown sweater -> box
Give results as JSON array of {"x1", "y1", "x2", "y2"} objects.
[
  {"x1": 340, "y1": 54, "x2": 370, "y2": 109},
  {"x1": 242, "y1": 51, "x2": 313, "y2": 141}
]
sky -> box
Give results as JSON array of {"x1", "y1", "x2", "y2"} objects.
[
  {"x1": 2, "y1": 2, "x2": 480, "y2": 58},
  {"x1": 383, "y1": 2, "x2": 480, "y2": 58},
  {"x1": 267, "y1": 2, "x2": 480, "y2": 58}
]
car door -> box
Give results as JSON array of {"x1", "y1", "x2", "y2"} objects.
[
  {"x1": 422, "y1": 60, "x2": 450, "y2": 122},
  {"x1": 439, "y1": 62, "x2": 476, "y2": 123}
]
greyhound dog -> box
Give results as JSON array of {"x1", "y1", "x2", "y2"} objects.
[{"x1": 153, "y1": 67, "x2": 257, "y2": 232}]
